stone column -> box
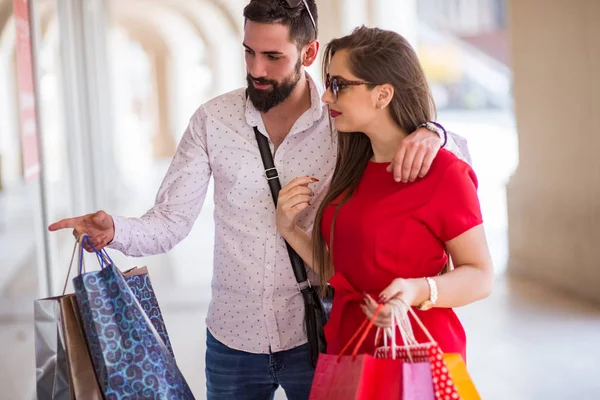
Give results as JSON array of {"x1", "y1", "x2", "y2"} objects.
[
  {"x1": 151, "y1": 49, "x2": 176, "y2": 158},
  {"x1": 506, "y1": 0, "x2": 600, "y2": 303}
]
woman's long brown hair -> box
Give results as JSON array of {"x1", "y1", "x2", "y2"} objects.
[{"x1": 312, "y1": 26, "x2": 436, "y2": 291}]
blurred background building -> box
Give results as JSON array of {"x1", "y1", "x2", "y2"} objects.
[{"x1": 0, "y1": 0, "x2": 599, "y2": 398}]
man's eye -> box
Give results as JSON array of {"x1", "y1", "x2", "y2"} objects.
[
  {"x1": 267, "y1": 55, "x2": 280, "y2": 61},
  {"x1": 245, "y1": 49, "x2": 254, "y2": 55}
]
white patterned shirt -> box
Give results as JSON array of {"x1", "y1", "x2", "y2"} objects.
[{"x1": 108, "y1": 73, "x2": 467, "y2": 354}]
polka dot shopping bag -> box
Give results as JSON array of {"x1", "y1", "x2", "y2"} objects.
[{"x1": 373, "y1": 300, "x2": 481, "y2": 400}]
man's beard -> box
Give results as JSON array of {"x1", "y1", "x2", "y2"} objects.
[{"x1": 246, "y1": 58, "x2": 302, "y2": 113}]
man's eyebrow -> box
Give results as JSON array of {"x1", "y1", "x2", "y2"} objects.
[{"x1": 243, "y1": 43, "x2": 284, "y2": 56}]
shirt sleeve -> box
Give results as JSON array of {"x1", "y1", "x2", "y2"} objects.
[
  {"x1": 422, "y1": 159, "x2": 483, "y2": 242},
  {"x1": 444, "y1": 131, "x2": 472, "y2": 166},
  {"x1": 108, "y1": 106, "x2": 212, "y2": 257}
]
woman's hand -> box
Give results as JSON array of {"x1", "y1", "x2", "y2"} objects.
[
  {"x1": 360, "y1": 278, "x2": 428, "y2": 327},
  {"x1": 378, "y1": 277, "x2": 427, "y2": 306},
  {"x1": 360, "y1": 294, "x2": 394, "y2": 327},
  {"x1": 276, "y1": 176, "x2": 318, "y2": 238}
]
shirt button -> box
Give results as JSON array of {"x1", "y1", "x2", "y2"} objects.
[{"x1": 266, "y1": 265, "x2": 272, "y2": 271}]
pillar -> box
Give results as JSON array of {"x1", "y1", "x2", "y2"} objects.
[{"x1": 506, "y1": 0, "x2": 600, "y2": 303}]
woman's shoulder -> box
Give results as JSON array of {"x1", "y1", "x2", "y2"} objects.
[
  {"x1": 429, "y1": 149, "x2": 473, "y2": 176},
  {"x1": 421, "y1": 149, "x2": 478, "y2": 193}
]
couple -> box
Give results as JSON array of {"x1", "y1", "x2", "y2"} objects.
[{"x1": 49, "y1": 0, "x2": 494, "y2": 399}]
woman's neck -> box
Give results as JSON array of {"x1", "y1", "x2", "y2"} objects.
[{"x1": 364, "y1": 116, "x2": 409, "y2": 163}]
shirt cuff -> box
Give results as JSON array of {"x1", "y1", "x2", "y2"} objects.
[{"x1": 107, "y1": 215, "x2": 132, "y2": 252}]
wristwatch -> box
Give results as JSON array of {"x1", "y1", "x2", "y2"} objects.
[
  {"x1": 418, "y1": 121, "x2": 447, "y2": 148},
  {"x1": 417, "y1": 277, "x2": 438, "y2": 311}
]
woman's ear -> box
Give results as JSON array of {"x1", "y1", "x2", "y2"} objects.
[{"x1": 375, "y1": 84, "x2": 394, "y2": 109}]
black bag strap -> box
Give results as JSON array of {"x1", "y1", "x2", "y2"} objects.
[
  {"x1": 253, "y1": 126, "x2": 311, "y2": 289},
  {"x1": 248, "y1": 90, "x2": 326, "y2": 368}
]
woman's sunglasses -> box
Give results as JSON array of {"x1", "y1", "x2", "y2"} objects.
[
  {"x1": 280, "y1": 0, "x2": 316, "y2": 32},
  {"x1": 325, "y1": 74, "x2": 373, "y2": 101}
]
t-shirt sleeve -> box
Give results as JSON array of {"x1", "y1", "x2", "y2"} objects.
[{"x1": 423, "y1": 159, "x2": 483, "y2": 242}]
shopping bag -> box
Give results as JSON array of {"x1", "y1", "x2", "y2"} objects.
[
  {"x1": 61, "y1": 294, "x2": 103, "y2": 399},
  {"x1": 73, "y1": 236, "x2": 195, "y2": 399},
  {"x1": 310, "y1": 352, "x2": 382, "y2": 399},
  {"x1": 123, "y1": 266, "x2": 175, "y2": 357},
  {"x1": 34, "y1": 296, "x2": 71, "y2": 400},
  {"x1": 373, "y1": 300, "x2": 460, "y2": 400},
  {"x1": 310, "y1": 304, "x2": 404, "y2": 400},
  {"x1": 443, "y1": 353, "x2": 481, "y2": 400},
  {"x1": 34, "y1": 238, "x2": 101, "y2": 399},
  {"x1": 376, "y1": 340, "x2": 457, "y2": 399},
  {"x1": 402, "y1": 362, "x2": 435, "y2": 400}
]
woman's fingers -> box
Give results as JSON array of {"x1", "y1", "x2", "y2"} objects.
[
  {"x1": 379, "y1": 278, "x2": 404, "y2": 303},
  {"x1": 360, "y1": 304, "x2": 377, "y2": 322},
  {"x1": 361, "y1": 294, "x2": 394, "y2": 327},
  {"x1": 282, "y1": 194, "x2": 312, "y2": 209},
  {"x1": 280, "y1": 176, "x2": 318, "y2": 196},
  {"x1": 280, "y1": 185, "x2": 313, "y2": 202},
  {"x1": 360, "y1": 304, "x2": 393, "y2": 327}
]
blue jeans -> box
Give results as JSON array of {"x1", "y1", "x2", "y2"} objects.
[{"x1": 205, "y1": 329, "x2": 315, "y2": 400}]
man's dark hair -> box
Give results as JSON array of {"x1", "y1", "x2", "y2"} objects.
[{"x1": 243, "y1": 0, "x2": 318, "y2": 47}]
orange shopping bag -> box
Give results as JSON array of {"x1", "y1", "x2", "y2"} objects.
[{"x1": 443, "y1": 353, "x2": 481, "y2": 400}]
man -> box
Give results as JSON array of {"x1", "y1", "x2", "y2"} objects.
[{"x1": 49, "y1": 1, "x2": 467, "y2": 398}]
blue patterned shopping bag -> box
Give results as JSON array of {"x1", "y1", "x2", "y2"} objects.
[
  {"x1": 73, "y1": 237, "x2": 194, "y2": 399},
  {"x1": 123, "y1": 266, "x2": 175, "y2": 358}
]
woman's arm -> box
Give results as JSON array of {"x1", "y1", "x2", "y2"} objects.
[
  {"x1": 430, "y1": 224, "x2": 493, "y2": 306},
  {"x1": 405, "y1": 224, "x2": 494, "y2": 308},
  {"x1": 276, "y1": 176, "x2": 320, "y2": 272}
]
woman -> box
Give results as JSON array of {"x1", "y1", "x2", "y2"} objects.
[{"x1": 275, "y1": 26, "x2": 494, "y2": 360}]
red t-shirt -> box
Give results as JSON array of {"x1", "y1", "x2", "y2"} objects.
[{"x1": 322, "y1": 149, "x2": 483, "y2": 361}]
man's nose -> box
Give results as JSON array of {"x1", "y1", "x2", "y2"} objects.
[{"x1": 247, "y1": 57, "x2": 267, "y2": 79}]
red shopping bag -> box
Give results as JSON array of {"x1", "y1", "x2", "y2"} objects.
[{"x1": 309, "y1": 305, "x2": 405, "y2": 400}]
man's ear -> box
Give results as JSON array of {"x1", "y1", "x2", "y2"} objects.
[{"x1": 302, "y1": 40, "x2": 320, "y2": 67}]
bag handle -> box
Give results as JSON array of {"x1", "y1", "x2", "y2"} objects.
[
  {"x1": 384, "y1": 299, "x2": 436, "y2": 343},
  {"x1": 374, "y1": 299, "x2": 438, "y2": 362},
  {"x1": 77, "y1": 235, "x2": 115, "y2": 276},
  {"x1": 336, "y1": 303, "x2": 384, "y2": 361},
  {"x1": 380, "y1": 300, "x2": 420, "y2": 362},
  {"x1": 395, "y1": 299, "x2": 436, "y2": 343},
  {"x1": 62, "y1": 235, "x2": 86, "y2": 295},
  {"x1": 61, "y1": 235, "x2": 117, "y2": 295}
]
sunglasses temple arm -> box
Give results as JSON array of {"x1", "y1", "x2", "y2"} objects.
[{"x1": 301, "y1": 0, "x2": 317, "y2": 30}]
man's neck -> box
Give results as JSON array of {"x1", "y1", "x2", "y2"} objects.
[{"x1": 262, "y1": 73, "x2": 312, "y2": 123}]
